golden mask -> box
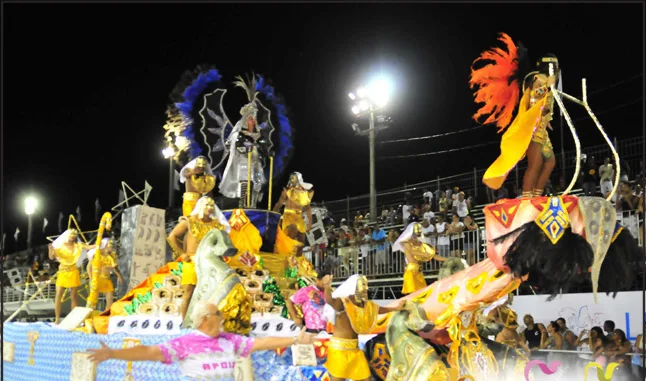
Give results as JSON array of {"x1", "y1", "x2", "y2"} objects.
[
  {"x1": 355, "y1": 275, "x2": 369, "y2": 302},
  {"x1": 195, "y1": 156, "x2": 208, "y2": 169},
  {"x1": 288, "y1": 173, "x2": 298, "y2": 188},
  {"x1": 68, "y1": 229, "x2": 79, "y2": 241},
  {"x1": 413, "y1": 223, "x2": 423, "y2": 237}
]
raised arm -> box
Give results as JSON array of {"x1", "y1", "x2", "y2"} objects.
[
  {"x1": 322, "y1": 275, "x2": 343, "y2": 312},
  {"x1": 48, "y1": 244, "x2": 57, "y2": 261},
  {"x1": 88, "y1": 341, "x2": 165, "y2": 364}
]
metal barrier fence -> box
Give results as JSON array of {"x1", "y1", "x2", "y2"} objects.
[
  {"x1": 318, "y1": 136, "x2": 643, "y2": 221},
  {"x1": 321, "y1": 210, "x2": 643, "y2": 282}
]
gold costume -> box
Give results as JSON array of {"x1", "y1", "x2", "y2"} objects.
[
  {"x1": 324, "y1": 337, "x2": 372, "y2": 380},
  {"x1": 96, "y1": 254, "x2": 117, "y2": 293},
  {"x1": 182, "y1": 174, "x2": 216, "y2": 216},
  {"x1": 54, "y1": 243, "x2": 83, "y2": 288},
  {"x1": 403, "y1": 263, "x2": 426, "y2": 295},
  {"x1": 483, "y1": 76, "x2": 554, "y2": 190},
  {"x1": 342, "y1": 298, "x2": 380, "y2": 334},
  {"x1": 274, "y1": 225, "x2": 303, "y2": 255},
  {"x1": 280, "y1": 188, "x2": 313, "y2": 233},
  {"x1": 529, "y1": 78, "x2": 554, "y2": 159},
  {"x1": 228, "y1": 209, "x2": 263, "y2": 258},
  {"x1": 180, "y1": 215, "x2": 226, "y2": 286},
  {"x1": 401, "y1": 241, "x2": 435, "y2": 295},
  {"x1": 288, "y1": 255, "x2": 318, "y2": 279}
]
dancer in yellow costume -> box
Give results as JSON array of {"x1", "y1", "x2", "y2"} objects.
[
  {"x1": 322, "y1": 274, "x2": 404, "y2": 381},
  {"x1": 48, "y1": 229, "x2": 96, "y2": 324},
  {"x1": 273, "y1": 172, "x2": 314, "y2": 241},
  {"x1": 393, "y1": 222, "x2": 447, "y2": 295},
  {"x1": 87, "y1": 238, "x2": 124, "y2": 310},
  {"x1": 167, "y1": 196, "x2": 231, "y2": 319},
  {"x1": 179, "y1": 156, "x2": 216, "y2": 216},
  {"x1": 470, "y1": 33, "x2": 560, "y2": 197}
]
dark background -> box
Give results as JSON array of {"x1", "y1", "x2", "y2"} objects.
[{"x1": 2, "y1": 3, "x2": 643, "y2": 252}]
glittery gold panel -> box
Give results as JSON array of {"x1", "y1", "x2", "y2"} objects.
[
  {"x1": 286, "y1": 188, "x2": 314, "y2": 207},
  {"x1": 187, "y1": 215, "x2": 225, "y2": 242},
  {"x1": 182, "y1": 192, "x2": 201, "y2": 217},
  {"x1": 217, "y1": 282, "x2": 252, "y2": 335},
  {"x1": 342, "y1": 299, "x2": 380, "y2": 335},
  {"x1": 189, "y1": 174, "x2": 216, "y2": 194},
  {"x1": 578, "y1": 197, "x2": 615, "y2": 301},
  {"x1": 535, "y1": 197, "x2": 570, "y2": 245}
]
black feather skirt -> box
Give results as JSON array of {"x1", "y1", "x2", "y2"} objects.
[{"x1": 493, "y1": 222, "x2": 594, "y2": 300}]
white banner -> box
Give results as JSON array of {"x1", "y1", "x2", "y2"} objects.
[{"x1": 128, "y1": 205, "x2": 167, "y2": 290}]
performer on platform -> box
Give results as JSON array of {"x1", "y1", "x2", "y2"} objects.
[
  {"x1": 48, "y1": 229, "x2": 96, "y2": 324},
  {"x1": 392, "y1": 222, "x2": 447, "y2": 295},
  {"x1": 88, "y1": 300, "x2": 316, "y2": 380},
  {"x1": 179, "y1": 156, "x2": 216, "y2": 216},
  {"x1": 470, "y1": 33, "x2": 561, "y2": 198},
  {"x1": 273, "y1": 172, "x2": 314, "y2": 241},
  {"x1": 219, "y1": 77, "x2": 271, "y2": 208},
  {"x1": 167, "y1": 196, "x2": 231, "y2": 319},
  {"x1": 86, "y1": 238, "x2": 124, "y2": 310},
  {"x1": 322, "y1": 274, "x2": 405, "y2": 381}
]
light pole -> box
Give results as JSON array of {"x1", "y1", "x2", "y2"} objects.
[
  {"x1": 24, "y1": 196, "x2": 37, "y2": 250},
  {"x1": 162, "y1": 145, "x2": 176, "y2": 209},
  {"x1": 349, "y1": 78, "x2": 393, "y2": 224}
]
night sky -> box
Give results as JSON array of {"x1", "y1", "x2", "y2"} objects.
[{"x1": 2, "y1": 3, "x2": 643, "y2": 253}]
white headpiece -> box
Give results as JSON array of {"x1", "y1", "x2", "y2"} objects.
[
  {"x1": 52, "y1": 229, "x2": 78, "y2": 249},
  {"x1": 87, "y1": 238, "x2": 110, "y2": 261},
  {"x1": 291, "y1": 172, "x2": 313, "y2": 191},
  {"x1": 180, "y1": 156, "x2": 214, "y2": 184},
  {"x1": 190, "y1": 196, "x2": 231, "y2": 233},
  {"x1": 392, "y1": 222, "x2": 418, "y2": 253},
  {"x1": 323, "y1": 275, "x2": 361, "y2": 325}
]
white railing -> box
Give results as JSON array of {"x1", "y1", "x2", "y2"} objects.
[
  {"x1": 328, "y1": 229, "x2": 483, "y2": 279},
  {"x1": 617, "y1": 209, "x2": 644, "y2": 247}
]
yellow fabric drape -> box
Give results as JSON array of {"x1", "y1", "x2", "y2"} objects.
[
  {"x1": 274, "y1": 225, "x2": 303, "y2": 256},
  {"x1": 483, "y1": 91, "x2": 549, "y2": 190}
]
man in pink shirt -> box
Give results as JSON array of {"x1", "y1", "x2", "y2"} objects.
[
  {"x1": 88, "y1": 300, "x2": 315, "y2": 380},
  {"x1": 285, "y1": 260, "x2": 334, "y2": 333}
]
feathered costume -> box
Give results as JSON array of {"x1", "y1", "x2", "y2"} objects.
[
  {"x1": 470, "y1": 33, "x2": 556, "y2": 191},
  {"x1": 165, "y1": 66, "x2": 294, "y2": 207}
]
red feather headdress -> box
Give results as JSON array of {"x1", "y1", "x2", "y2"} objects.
[{"x1": 469, "y1": 33, "x2": 522, "y2": 132}]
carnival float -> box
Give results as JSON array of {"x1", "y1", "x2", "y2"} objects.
[{"x1": 3, "y1": 35, "x2": 643, "y2": 381}]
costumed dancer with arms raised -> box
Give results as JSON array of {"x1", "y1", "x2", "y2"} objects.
[
  {"x1": 470, "y1": 33, "x2": 561, "y2": 197},
  {"x1": 179, "y1": 156, "x2": 216, "y2": 216},
  {"x1": 393, "y1": 222, "x2": 447, "y2": 295},
  {"x1": 167, "y1": 196, "x2": 231, "y2": 319},
  {"x1": 322, "y1": 274, "x2": 405, "y2": 381},
  {"x1": 48, "y1": 229, "x2": 96, "y2": 323}
]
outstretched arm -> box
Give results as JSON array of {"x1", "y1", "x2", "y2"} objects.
[
  {"x1": 252, "y1": 328, "x2": 315, "y2": 352},
  {"x1": 88, "y1": 341, "x2": 165, "y2": 364},
  {"x1": 378, "y1": 299, "x2": 405, "y2": 314}
]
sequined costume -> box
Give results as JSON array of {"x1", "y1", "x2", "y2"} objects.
[
  {"x1": 95, "y1": 254, "x2": 117, "y2": 293},
  {"x1": 180, "y1": 215, "x2": 226, "y2": 286},
  {"x1": 529, "y1": 74, "x2": 555, "y2": 159}
]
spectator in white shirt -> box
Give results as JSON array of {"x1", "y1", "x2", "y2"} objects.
[
  {"x1": 423, "y1": 189, "x2": 434, "y2": 208},
  {"x1": 435, "y1": 214, "x2": 450, "y2": 257},
  {"x1": 448, "y1": 214, "x2": 465, "y2": 258},
  {"x1": 421, "y1": 218, "x2": 436, "y2": 247},
  {"x1": 453, "y1": 192, "x2": 470, "y2": 219},
  {"x1": 599, "y1": 157, "x2": 615, "y2": 198},
  {"x1": 422, "y1": 204, "x2": 435, "y2": 222}
]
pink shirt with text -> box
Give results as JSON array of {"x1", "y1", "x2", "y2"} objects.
[{"x1": 157, "y1": 330, "x2": 254, "y2": 380}]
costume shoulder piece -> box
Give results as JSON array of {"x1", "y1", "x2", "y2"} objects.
[
  {"x1": 286, "y1": 188, "x2": 314, "y2": 207},
  {"x1": 341, "y1": 299, "x2": 379, "y2": 335}
]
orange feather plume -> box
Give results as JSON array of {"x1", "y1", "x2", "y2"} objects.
[{"x1": 469, "y1": 33, "x2": 520, "y2": 132}]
